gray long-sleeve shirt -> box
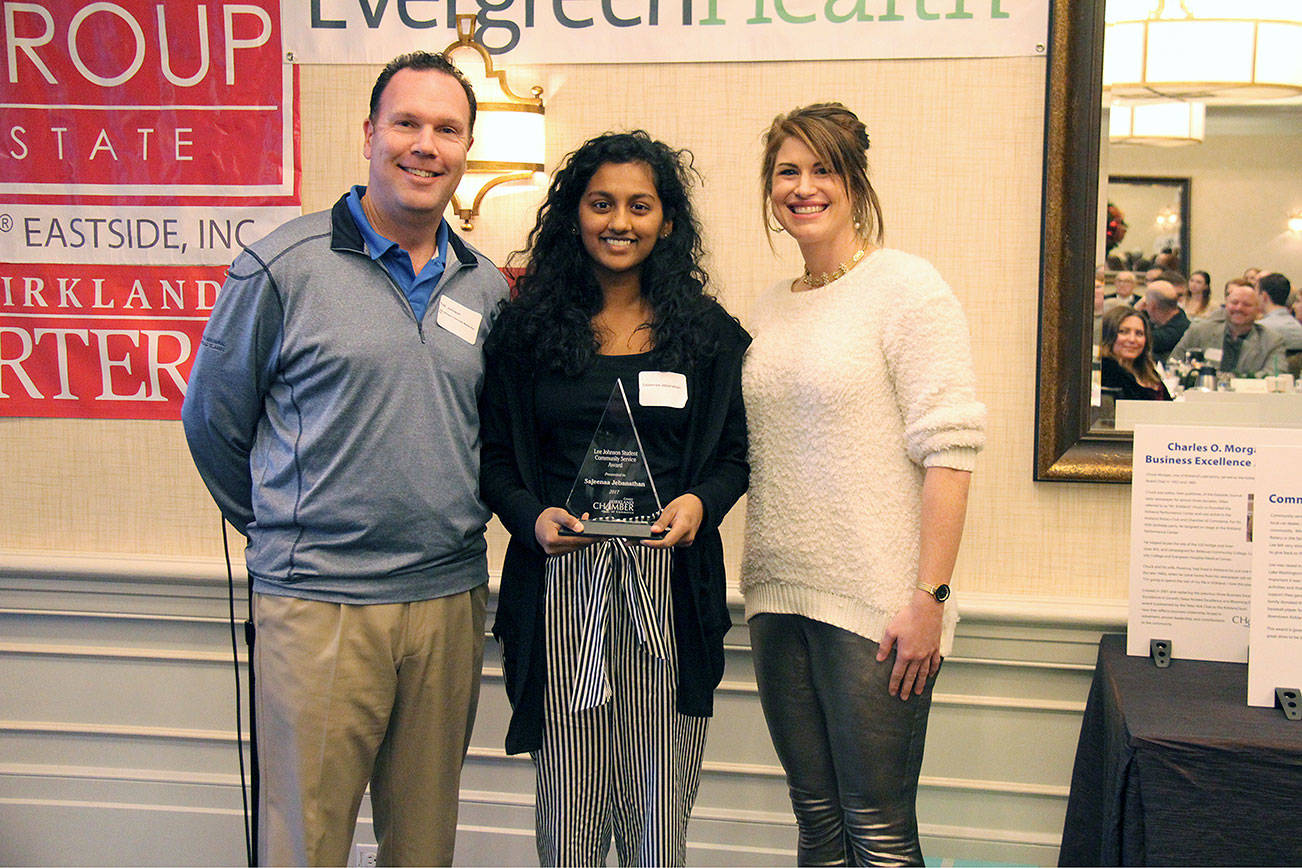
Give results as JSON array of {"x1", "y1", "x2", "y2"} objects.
[{"x1": 181, "y1": 194, "x2": 509, "y2": 603}]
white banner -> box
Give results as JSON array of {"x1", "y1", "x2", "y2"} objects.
[
  {"x1": 283, "y1": 0, "x2": 1049, "y2": 64},
  {"x1": 1, "y1": 205, "x2": 302, "y2": 267}
]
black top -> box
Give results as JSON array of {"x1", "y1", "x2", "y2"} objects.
[
  {"x1": 480, "y1": 301, "x2": 751, "y2": 755},
  {"x1": 1101, "y1": 356, "x2": 1171, "y2": 401},
  {"x1": 535, "y1": 353, "x2": 689, "y2": 513},
  {"x1": 1148, "y1": 308, "x2": 1190, "y2": 366}
]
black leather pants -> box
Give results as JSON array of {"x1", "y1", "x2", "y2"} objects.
[{"x1": 750, "y1": 613, "x2": 937, "y2": 867}]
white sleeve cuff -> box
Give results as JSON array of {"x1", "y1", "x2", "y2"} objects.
[{"x1": 922, "y1": 447, "x2": 979, "y2": 473}]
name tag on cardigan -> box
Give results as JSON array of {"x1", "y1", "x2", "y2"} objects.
[
  {"x1": 638, "y1": 371, "x2": 688, "y2": 408},
  {"x1": 436, "y1": 296, "x2": 483, "y2": 344}
]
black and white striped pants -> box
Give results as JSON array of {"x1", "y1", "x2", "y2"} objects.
[{"x1": 535, "y1": 539, "x2": 709, "y2": 867}]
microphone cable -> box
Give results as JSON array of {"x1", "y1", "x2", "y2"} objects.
[{"x1": 223, "y1": 519, "x2": 256, "y2": 866}]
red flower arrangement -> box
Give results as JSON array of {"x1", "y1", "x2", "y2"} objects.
[{"x1": 1106, "y1": 203, "x2": 1128, "y2": 252}]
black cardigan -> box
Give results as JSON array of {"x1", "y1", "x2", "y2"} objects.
[
  {"x1": 1101, "y1": 356, "x2": 1171, "y2": 401},
  {"x1": 479, "y1": 302, "x2": 751, "y2": 755}
]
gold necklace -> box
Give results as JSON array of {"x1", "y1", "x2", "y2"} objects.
[{"x1": 800, "y1": 242, "x2": 871, "y2": 289}]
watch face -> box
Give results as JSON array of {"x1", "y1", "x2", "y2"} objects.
[{"x1": 934, "y1": 584, "x2": 951, "y2": 602}]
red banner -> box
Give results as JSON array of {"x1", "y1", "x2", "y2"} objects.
[
  {"x1": 1, "y1": 0, "x2": 293, "y2": 197},
  {"x1": 0, "y1": 0, "x2": 299, "y2": 420},
  {"x1": 1, "y1": 263, "x2": 220, "y2": 419}
]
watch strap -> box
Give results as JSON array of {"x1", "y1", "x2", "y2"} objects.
[{"x1": 916, "y1": 581, "x2": 950, "y2": 602}]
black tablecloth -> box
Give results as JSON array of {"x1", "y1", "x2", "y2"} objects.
[{"x1": 1059, "y1": 633, "x2": 1302, "y2": 866}]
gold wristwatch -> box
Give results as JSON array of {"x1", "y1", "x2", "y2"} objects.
[{"x1": 916, "y1": 581, "x2": 950, "y2": 602}]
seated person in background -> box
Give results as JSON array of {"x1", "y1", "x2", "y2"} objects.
[
  {"x1": 1093, "y1": 276, "x2": 1106, "y2": 346},
  {"x1": 1144, "y1": 266, "x2": 1164, "y2": 287},
  {"x1": 1292, "y1": 295, "x2": 1302, "y2": 327},
  {"x1": 1143, "y1": 271, "x2": 1190, "y2": 366},
  {"x1": 1171, "y1": 283, "x2": 1287, "y2": 376},
  {"x1": 1204, "y1": 277, "x2": 1253, "y2": 323},
  {"x1": 1100, "y1": 306, "x2": 1171, "y2": 401},
  {"x1": 1258, "y1": 272, "x2": 1302, "y2": 378},
  {"x1": 1103, "y1": 270, "x2": 1139, "y2": 313},
  {"x1": 1257, "y1": 272, "x2": 1302, "y2": 351},
  {"x1": 1185, "y1": 269, "x2": 1214, "y2": 319}
]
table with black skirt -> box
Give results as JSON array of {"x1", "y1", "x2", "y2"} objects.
[{"x1": 1059, "y1": 633, "x2": 1302, "y2": 866}]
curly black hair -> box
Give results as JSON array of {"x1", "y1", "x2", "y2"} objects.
[{"x1": 489, "y1": 131, "x2": 718, "y2": 375}]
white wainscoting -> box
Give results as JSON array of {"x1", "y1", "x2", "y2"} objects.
[{"x1": 0, "y1": 552, "x2": 1125, "y2": 866}]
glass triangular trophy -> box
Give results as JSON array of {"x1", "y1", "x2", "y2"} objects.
[{"x1": 559, "y1": 378, "x2": 666, "y2": 539}]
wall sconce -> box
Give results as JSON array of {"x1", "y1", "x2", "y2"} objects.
[
  {"x1": 443, "y1": 15, "x2": 545, "y2": 231},
  {"x1": 1109, "y1": 101, "x2": 1206, "y2": 146},
  {"x1": 1288, "y1": 212, "x2": 1302, "y2": 234},
  {"x1": 1155, "y1": 208, "x2": 1180, "y2": 233}
]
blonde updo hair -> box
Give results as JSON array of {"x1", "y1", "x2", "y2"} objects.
[{"x1": 760, "y1": 102, "x2": 885, "y2": 245}]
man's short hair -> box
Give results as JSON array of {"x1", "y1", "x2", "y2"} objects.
[
  {"x1": 369, "y1": 51, "x2": 477, "y2": 135},
  {"x1": 1259, "y1": 272, "x2": 1291, "y2": 307},
  {"x1": 1145, "y1": 282, "x2": 1180, "y2": 312},
  {"x1": 1159, "y1": 269, "x2": 1186, "y2": 288}
]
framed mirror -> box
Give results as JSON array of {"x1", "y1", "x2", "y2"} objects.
[
  {"x1": 1105, "y1": 175, "x2": 1190, "y2": 276},
  {"x1": 1035, "y1": 0, "x2": 1130, "y2": 482},
  {"x1": 1035, "y1": 0, "x2": 1302, "y2": 482}
]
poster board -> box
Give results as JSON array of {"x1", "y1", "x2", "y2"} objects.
[
  {"x1": 1129, "y1": 424, "x2": 1301, "y2": 664},
  {"x1": 1247, "y1": 444, "x2": 1302, "y2": 707}
]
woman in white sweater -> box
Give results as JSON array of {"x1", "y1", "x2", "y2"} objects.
[{"x1": 741, "y1": 103, "x2": 986, "y2": 866}]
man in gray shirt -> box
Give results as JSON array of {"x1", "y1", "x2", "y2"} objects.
[
  {"x1": 1258, "y1": 272, "x2": 1302, "y2": 352},
  {"x1": 1171, "y1": 283, "x2": 1286, "y2": 376},
  {"x1": 182, "y1": 52, "x2": 507, "y2": 866}
]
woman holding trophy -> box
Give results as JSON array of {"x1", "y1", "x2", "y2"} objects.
[
  {"x1": 741, "y1": 103, "x2": 986, "y2": 866},
  {"x1": 479, "y1": 131, "x2": 749, "y2": 866}
]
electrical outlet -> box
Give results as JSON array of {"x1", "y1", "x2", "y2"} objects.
[{"x1": 350, "y1": 843, "x2": 378, "y2": 867}]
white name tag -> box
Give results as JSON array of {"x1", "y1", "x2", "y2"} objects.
[
  {"x1": 436, "y1": 295, "x2": 483, "y2": 345},
  {"x1": 639, "y1": 371, "x2": 688, "y2": 408},
  {"x1": 1205, "y1": 347, "x2": 1223, "y2": 364}
]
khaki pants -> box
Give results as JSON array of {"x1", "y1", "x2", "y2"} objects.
[{"x1": 253, "y1": 586, "x2": 487, "y2": 866}]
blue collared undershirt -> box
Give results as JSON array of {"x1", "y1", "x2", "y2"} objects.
[{"x1": 345, "y1": 185, "x2": 449, "y2": 322}]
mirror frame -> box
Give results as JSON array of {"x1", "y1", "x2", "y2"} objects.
[
  {"x1": 1035, "y1": 0, "x2": 1133, "y2": 482},
  {"x1": 1107, "y1": 174, "x2": 1192, "y2": 276}
]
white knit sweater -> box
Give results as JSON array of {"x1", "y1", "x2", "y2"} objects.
[{"x1": 740, "y1": 248, "x2": 986, "y2": 655}]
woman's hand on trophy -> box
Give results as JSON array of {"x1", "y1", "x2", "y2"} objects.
[
  {"x1": 534, "y1": 507, "x2": 596, "y2": 554},
  {"x1": 643, "y1": 494, "x2": 704, "y2": 548}
]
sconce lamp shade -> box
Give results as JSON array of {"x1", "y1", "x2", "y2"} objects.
[
  {"x1": 1109, "y1": 102, "x2": 1206, "y2": 146},
  {"x1": 1103, "y1": 0, "x2": 1302, "y2": 102},
  {"x1": 444, "y1": 15, "x2": 545, "y2": 230}
]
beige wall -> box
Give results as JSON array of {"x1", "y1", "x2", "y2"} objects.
[{"x1": 0, "y1": 57, "x2": 1135, "y2": 600}]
